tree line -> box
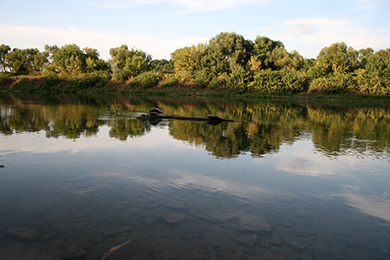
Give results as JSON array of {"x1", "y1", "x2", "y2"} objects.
[{"x1": 1, "y1": 32, "x2": 389, "y2": 95}]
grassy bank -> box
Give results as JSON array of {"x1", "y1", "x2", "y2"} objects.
[{"x1": 1, "y1": 74, "x2": 390, "y2": 108}]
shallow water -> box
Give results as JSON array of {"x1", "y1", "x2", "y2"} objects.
[{"x1": 0, "y1": 93, "x2": 389, "y2": 260}]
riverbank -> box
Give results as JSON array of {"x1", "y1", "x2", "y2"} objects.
[{"x1": 1, "y1": 75, "x2": 389, "y2": 108}]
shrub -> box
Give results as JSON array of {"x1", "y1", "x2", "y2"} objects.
[
  {"x1": 112, "y1": 68, "x2": 130, "y2": 83},
  {"x1": 160, "y1": 75, "x2": 179, "y2": 87},
  {"x1": 191, "y1": 69, "x2": 209, "y2": 87},
  {"x1": 175, "y1": 70, "x2": 193, "y2": 83},
  {"x1": 80, "y1": 71, "x2": 110, "y2": 89},
  {"x1": 130, "y1": 71, "x2": 160, "y2": 89},
  {"x1": 308, "y1": 73, "x2": 353, "y2": 94},
  {"x1": 280, "y1": 69, "x2": 305, "y2": 93},
  {"x1": 351, "y1": 69, "x2": 390, "y2": 95},
  {"x1": 248, "y1": 68, "x2": 305, "y2": 93},
  {"x1": 40, "y1": 73, "x2": 61, "y2": 90},
  {"x1": 208, "y1": 77, "x2": 220, "y2": 89}
]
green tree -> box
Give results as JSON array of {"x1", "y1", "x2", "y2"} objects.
[
  {"x1": 358, "y1": 47, "x2": 374, "y2": 63},
  {"x1": 150, "y1": 59, "x2": 173, "y2": 72},
  {"x1": 109, "y1": 44, "x2": 132, "y2": 70},
  {"x1": 109, "y1": 44, "x2": 152, "y2": 82},
  {"x1": 171, "y1": 43, "x2": 208, "y2": 73},
  {"x1": 316, "y1": 42, "x2": 359, "y2": 74},
  {"x1": 364, "y1": 48, "x2": 390, "y2": 78},
  {"x1": 44, "y1": 44, "x2": 60, "y2": 62},
  {"x1": 0, "y1": 44, "x2": 11, "y2": 71},
  {"x1": 50, "y1": 44, "x2": 105, "y2": 75},
  {"x1": 52, "y1": 44, "x2": 85, "y2": 75},
  {"x1": 5, "y1": 48, "x2": 45, "y2": 73},
  {"x1": 207, "y1": 32, "x2": 253, "y2": 75},
  {"x1": 32, "y1": 51, "x2": 49, "y2": 72},
  {"x1": 124, "y1": 54, "x2": 151, "y2": 76},
  {"x1": 253, "y1": 36, "x2": 284, "y2": 69},
  {"x1": 268, "y1": 47, "x2": 304, "y2": 70}
]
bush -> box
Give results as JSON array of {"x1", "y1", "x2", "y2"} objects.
[
  {"x1": 112, "y1": 68, "x2": 130, "y2": 83},
  {"x1": 191, "y1": 69, "x2": 209, "y2": 87},
  {"x1": 351, "y1": 69, "x2": 390, "y2": 95},
  {"x1": 175, "y1": 70, "x2": 193, "y2": 83},
  {"x1": 40, "y1": 73, "x2": 61, "y2": 90},
  {"x1": 280, "y1": 69, "x2": 305, "y2": 93},
  {"x1": 79, "y1": 71, "x2": 110, "y2": 89},
  {"x1": 308, "y1": 73, "x2": 352, "y2": 94},
  {"x1": 160, "y1": 75, "x2": 179, "y2": 87},
  {"x1": 248, "y1": 68, "x2": 305, "y2": 93},
  {"x1": 208, "y1": 77, "x2": 220, "y2": 89},
  {"x1": 130, "y1": 71, "x2": 160, "y2": 89},
  {"x1": 0, "y1": 74, "x2": 9, "y2": 87}
]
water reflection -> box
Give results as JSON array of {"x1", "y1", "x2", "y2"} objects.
[
  {"x1": 0, "y1": 93, "x2": 390, "y2": 260},
  {"x1": 1, "y1": 93, "x2": 389, "y2": 160}
]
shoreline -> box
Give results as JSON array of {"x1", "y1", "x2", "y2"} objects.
[{"x1": 1, "y1": 75, "x2": 390, "y2": 107}]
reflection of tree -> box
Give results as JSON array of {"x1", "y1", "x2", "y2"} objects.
[
  {"x1": 307, "y1": 107, "x2": 390, "y2": 158},
  {"x1": 169, "y1": 121, "x2": 250, "y2": 159},
  {"x1": 248, "y1": 123, "x2": 284, "y2": 157},
  {"x1": 1, "y1": 93, "x2": 389, "y2": 159},
  {"x1": 0, "y1": 96, "x2": 107, "y2": 139},
  {"x1": 166, "y1": 100, "x2": 390, "y2": 159},
  {"x1": 46, "y1": 104, "x2": 105, "y2": 139},
  {"x1": 109, "y1": 119, "x2": 151, "y2": 141},
  {"x1": 2, "y1": 104, "x2": 51, "y2": 134},
  {"x1": 0, "y1": 106, "x2": 16, "y2": 135}
]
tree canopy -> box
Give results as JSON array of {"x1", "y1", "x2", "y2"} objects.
[
  {"x1": 0, "y1": 44, "x2": 11, "y2": 71},
  {"x1": 109, "y1": 44, "x2": 152, "y2": 82},
  {"x1": 1, "y1": 32, "x2": 389, "y2": 96}
]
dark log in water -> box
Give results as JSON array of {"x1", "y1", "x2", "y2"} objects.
[
  {"x1": 136, "y1": 110, "x2": 234, "y2": 126},
  {"x1": 150, "y1": 115, "x2": 234, "y2": 122}
]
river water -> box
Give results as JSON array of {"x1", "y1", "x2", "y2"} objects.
[{"x1": 0, "y1": 93, "x2": 389, "y2": 260}]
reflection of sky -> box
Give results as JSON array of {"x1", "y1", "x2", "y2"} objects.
[
  {"x1": 261, "y1": 138, "x2": 390, "y2": 222},
  {"x1": 272, "y1": 138, "x2": 378, "y2": 176},
  {"x1": 1, "y1": 126, "x2": 390, "y2": 223},
  {"x1": 0, "y1": 126, "x2": 176, "y2": 154}
]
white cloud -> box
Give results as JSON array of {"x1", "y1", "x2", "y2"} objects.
[
  {"x1": 119, "y1": 171, "x2": 282, "y2": 199},
  {"x1": 284, "y1": 17, "x2": 349, "y2": 35},
  {"x1": 84, "y1": 0, "x2": 270, "y2": 12},
  {"x1": 350, "y1": 0, "x2": 378, "y2": 10},
  {"x1": 281, "y1": 17, "x2": 390, "y2": 58},
  {"x1": 277, "y1": 157, "x2": 342, "y2": 176},
  {"x1": 83, "y1": 0, "x2": 162, "y2": 9},
  {"x1": 0, "y1": 24, "x2": 207, "y2": 60},
  {"x1": 339, "y1": 192, "x2": 390, "y2": 221},
  {"x1": 56, "y1": 15, "x2": 93, "y2": 22},
  {"x1": 259, "y1": 26, "x2": 273, "y2": 31}
]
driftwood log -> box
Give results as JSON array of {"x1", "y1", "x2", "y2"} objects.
[{"x1": 137, "y1": 108, "x2": 234, "y2": 126}]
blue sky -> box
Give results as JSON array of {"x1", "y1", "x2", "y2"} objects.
[{"x1": 0, "y1": 0, "x2": 389, "y2": 60}]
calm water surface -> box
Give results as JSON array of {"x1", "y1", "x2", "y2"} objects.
[{"x1": 0, "y1": 93, "x2": 389, "y2": 260}]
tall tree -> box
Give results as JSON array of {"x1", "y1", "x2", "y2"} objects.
[
  {"x1": 316, "y1": 42, "x2": 359, "y2": 74},
  {"x1": 109, "y1": 44, "x2": 152, "y2": 81},
  {"x1": 44, "y1": 44, "x2": 59, "y2": 62},
  {"x1": 150, "y1": 59, "x2": 173, "y2": 72},
  {"x1": 268, "y1": 47, "x2": 304, "y2": 70},
  {"x1": 51, "y1": 44, "x2": 105, "y2": 75},
  {"x1": 364, "y1": 49, "x2": 390, "y2": 78},
  {"x1": 0, "y1": 44, "x2": 11, "y2": 71},
  {"x1": 5, "y1": 48, "x2": 45, "y2": 73},
  {"x1": 253, "y1": 36, "x2": 284, "y2": 69},
  {"x1": 171, "y1": 43, "x2": 208, "y2": 73},
  {"x1": 52, "y1": 44, "x2": 85, "y2": 75},
  {"x1": 207, "y1": 32, "x2": 253, "y2": 75}
]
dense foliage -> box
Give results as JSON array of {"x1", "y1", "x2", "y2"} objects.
[{"x1": 1, "y1": 32, "x2": 389, "y2": 95}]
